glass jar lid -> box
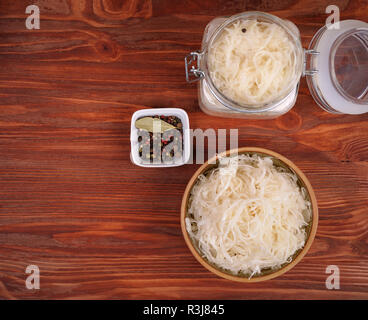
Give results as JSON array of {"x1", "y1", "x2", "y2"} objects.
[
  {"x1": 185, "y1": 11, "x2": 304, "y2": 114},
  {"x1": 306, "y1": 20, "x2": 368, "y2": 114}
]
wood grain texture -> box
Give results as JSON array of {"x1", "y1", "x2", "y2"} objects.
[{"x1": 0, "y1": 0, "x2": 367, "y2": 299}]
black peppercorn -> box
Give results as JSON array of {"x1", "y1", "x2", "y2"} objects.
[{"x1": 137, "y1": 115, "x2": 184, "y2": 162}]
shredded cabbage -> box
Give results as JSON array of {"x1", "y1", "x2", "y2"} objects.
[
  {"x1": 186, "y1": 154, "x2": 311, "y2": 278},
  {"x1": 208, "y1": 19, "x2": 297, "y2": 106}
]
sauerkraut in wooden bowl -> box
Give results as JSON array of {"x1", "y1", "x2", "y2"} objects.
[{"x1": 181, "y1": 147, "x2": 318, "y2": 282}]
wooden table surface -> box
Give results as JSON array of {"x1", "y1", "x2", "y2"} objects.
[{"x1": 0, "y1": 0, "x2": 367, "y2": 300}]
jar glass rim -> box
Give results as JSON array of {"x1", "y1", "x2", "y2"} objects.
[{"x1": 202, "y1": 11, "x2": 304, "y2": 113}]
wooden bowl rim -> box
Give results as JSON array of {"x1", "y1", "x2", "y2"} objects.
[{"x1": 180, "y1": 147, "x2": 319, "y2": 283}]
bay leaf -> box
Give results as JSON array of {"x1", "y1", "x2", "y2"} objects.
[{"x1": 135, "y1": 117, "x2": 176, "y2": 133}]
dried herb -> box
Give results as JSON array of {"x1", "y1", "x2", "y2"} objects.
[{"x1": 135, "y1": 117, "x2": 176, "y2": 133}]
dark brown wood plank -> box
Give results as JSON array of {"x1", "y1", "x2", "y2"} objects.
[{"x1": 0, "y1": 0, "x2": 367, "y2": 299}]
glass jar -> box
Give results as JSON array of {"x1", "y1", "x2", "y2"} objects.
[
  {"x1": 306, "y1": 20, "x2": 368, "y2": 114},
  {"x1": 185, "y1": 12, "x2": 368, "y2": 118}
]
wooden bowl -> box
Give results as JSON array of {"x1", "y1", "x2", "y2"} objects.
[{"x1": 181, "y1": 147, "x2": 318, "y2": 282}]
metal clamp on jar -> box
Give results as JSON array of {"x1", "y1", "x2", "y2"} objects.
[{"x1": 185, "y1": 11, "x2": 368, "y2": 119}]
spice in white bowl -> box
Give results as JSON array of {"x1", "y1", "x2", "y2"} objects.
[{"x1": 130, "y1": 108, "x2": 190, "y2": 168}]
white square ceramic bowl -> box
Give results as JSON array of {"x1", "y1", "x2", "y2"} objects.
[{"x1": 130, "y1": 108, "x2": 190, "y2": 167}]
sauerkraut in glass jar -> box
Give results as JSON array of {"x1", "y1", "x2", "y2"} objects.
[{"x1": 185, "y1": 11, "x2": 368, "y2": 119}]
